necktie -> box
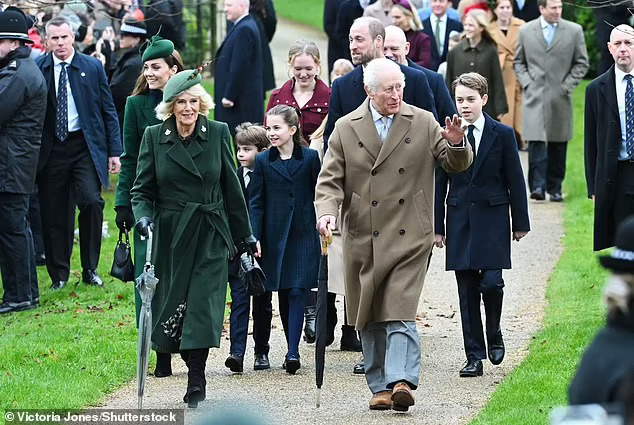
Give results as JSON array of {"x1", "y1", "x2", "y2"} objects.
[
  {"x1": 545, "y1": 24, "x2": 556, "y2": 47},
  {"x1": 467, "y1": 125, "x2": 476, "y2": 158},
  {"x1": 434, "y1": 18, "x2": 442, "y2": 54},
  {"x1": 55, "y1": 62, "x2": 69, "y2": 142},
  {"x1": 379, "y1": 116, "x2": 389, "y2": 143},
  {"x1": 626, "y1": 74, "x2": 634, "y2": 159},
  {"x1": 516, "y1": 0, "x2": 525, "y2": 10},
  {"x1": 245, "y1": 170, "x2": 253, "y2": 188}
]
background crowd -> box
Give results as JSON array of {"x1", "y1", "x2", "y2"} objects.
[{"x1": 1, "y1": 0, "x2": 634, "y2": 420}]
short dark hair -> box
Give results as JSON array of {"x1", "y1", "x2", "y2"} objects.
[
  {"x1": 451, "y1": 72, "x2": 488, "y2": 97},
  {"x1": 537, "y1": 0, "x2": 548, "y2": 7},
  {"x1": 235, "y1": 122, "x2": 269, "y2": 151},
  {"x1": 45, "y1": 17, "x2": 72, "y2": 35}
]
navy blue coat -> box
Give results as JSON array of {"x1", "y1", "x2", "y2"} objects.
[
  {"x1": 249, "y1": 145, "x2": 321, "y2": 291},
  {"x1": 435, "y1": 114, "x2": 530, "y2": 270},
  {"x1": 421, "y1": 17, "x2": 464, "y2": 72},
  {"x1": 324, "y1": 63, "x2": 438, "y2": 145},
  {"x1": 214, "y1": 15, "x2": 264, "y2": 137},
  {"x1": 407, "y1": 58, "x2": 457, "y2": 123},
  {"x1": 36, "y1": 52, "x2": 121, "y2": 188}
]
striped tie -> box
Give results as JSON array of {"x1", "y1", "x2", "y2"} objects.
[
  {"x1": 55, "y1": 62, "x2": 69, "y2": 142},
  {"x1": 626, "y1": 74, "x2": 633, "y2": 159}
]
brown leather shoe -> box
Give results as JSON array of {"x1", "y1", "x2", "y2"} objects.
[
  {"x1": 391, "y1": 382, "x2": 415, "y2": 412},
  {"x1": 369, "y1": 391, "x2": 393, "y2": 410}
]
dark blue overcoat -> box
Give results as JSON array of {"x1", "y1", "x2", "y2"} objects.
[
  {"x1": 249, "y1": 145, "x2": 321, "y2": 291},
  {"x1": 407, "y1": 58, "x2": 457, "y2": 123},
  {"x1": 435, "y1": 114, "x2": 530, "y2": 270},
  {"x1": 324, "y1": 63, "x2": 438, "y2": 144},
  {"x1": 36, "y1": 52, "x2": 121, "y2": 187},
  {"x1": 214, "y1": 15, "x2": 264, "y2": 137}
]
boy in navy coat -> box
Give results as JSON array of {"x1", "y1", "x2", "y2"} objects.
[
  {"x1": 225, "y1": 123, "x2": 272, "y2": 373},
  {"x1": 435, "y1": 72, "x2": 530, "y2": 377}
]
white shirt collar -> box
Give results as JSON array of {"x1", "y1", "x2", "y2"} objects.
[
  {"x1": 539, "y1": 16, "x2": 557, "y2": 29},
  {"x1": 433, "y1": 13, "x2": 447, "y2": 23},
  {"x1": 53, "y1": 49, "x2": 75, "y2": 66},
  {"x1": 614, "y1": 66, "x2": 634, "y2": 84},
  {"x1": 468, "y1": 114, "x2": 485, "y2": 132},
  {"x1": 369, "y1": 101, "x2": 394, "y2": 122},
  {"x1": 243, "y1": 167, "x2": 253, "y2": 177}
]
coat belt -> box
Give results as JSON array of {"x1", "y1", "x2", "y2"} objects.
[{"x1": 157, "y1": 199, "x2": 236, "y2": 258}]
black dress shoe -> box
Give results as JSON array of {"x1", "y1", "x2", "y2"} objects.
[
  {"x1": 340, "y1": 325, "x2": 362, "y2": 352},
  {"x1": 253, "y1": 353, "x2": 270, "y2": 370},
  {"x1": 488, "y1": 331, "x2": 505, "y2": 365},
  {"x1": 353, "y1": 360, "x2": 365, "y2": 375},
  {"x1": 0, "y1": 300, "x2": 35, "y2": 314},
  {"x1": 530, "y1": 188, "x2": 545, "y2": 201},
  {"x1": 225, "y1": 354, "x2": 244, "y2": 373},
  {"x1": 285, "y1": 355, "x2": 300, "y2": 375},
  {"x1": 154, "y1": 352, "x2": 172, "y2": 377},
  {"x1": 51, "y1": 280, "x2": 67, "y2": 291},
  {"x1": 459, "y1": 359, "x2": 483, "y2": 377},
  {"x1": 549, "y1": 192, "x2": 563, "y2": 202},
  {"x1": 82, "y1": 270, "x2": 103, "y2": 286}
]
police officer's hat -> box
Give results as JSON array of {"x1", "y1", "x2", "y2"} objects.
[{"x1": 0, "y1": 7, "x2": 33, "y2": 44}]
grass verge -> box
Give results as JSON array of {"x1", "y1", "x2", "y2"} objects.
[
  {"x1": 470, "y1": 82, "x2": 609, "y2": 424},
  {"x1": 274, "y1": 0, "x2": 325, "y2": 30}
]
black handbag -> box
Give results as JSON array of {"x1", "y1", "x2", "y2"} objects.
[
  {"x1": 238, "y1": 253, "x2": 267, "y2": 296},
  {"x1": 110, "y1": 229, "x2": 135, "y2": 282}
]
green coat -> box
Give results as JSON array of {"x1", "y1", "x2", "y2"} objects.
[
  {"x1": 115, "y1": 93, "x2": 162, "y2": 323},
  {"x1": 131, "y1": 115, "x2": 251, "y2": 352}
]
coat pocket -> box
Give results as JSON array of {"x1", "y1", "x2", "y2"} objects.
[
  {"x1": 489, "y1": 195, "x2": 510, "y2": 206},
  {"x1": 413, "y1": 189, "x2": 432, "y2": 236},
  {"x1": 347, "y1": 192, "x2": 361, "y2": 238},
  {"x1": 446, "y1": 197, "x2": 458, "y2": 207}
]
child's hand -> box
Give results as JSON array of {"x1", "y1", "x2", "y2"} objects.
[
  {"x1": 433, "y1": 234, "x2": 445, "y2": 248},
  {"x1": 255, "y1": 240, "x2": 262, "y2": 257},
  {"x1": 513, "y1": 231, "x2": 528, "y2": 241}
]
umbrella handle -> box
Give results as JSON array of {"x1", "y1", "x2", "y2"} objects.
[{"x1": 144, "y1": 228, "x2": 153, "y2": 266}]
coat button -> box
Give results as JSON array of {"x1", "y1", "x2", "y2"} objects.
[
  {"x1": 398, "y1": 168, "x2": 405, "y2": 174},
  {"x1": 373, "y1": 231, "x2": 380, "y2": 237},
  {"x1": 371, "y1": 170, "x2": 377, "y2": 176},
  {"x1": 371, "y1": 200, "x2": 378, "y2": 206},
  {"x1": 470, "y1": 62, "x2": 474, "y2": 66},
  {"x1": 399, "y1": 229, "x2": 405, "y2": 235},
  {"x1": 404, "y1": 137, "x2": 411, "y2": 144},
  {"x1": 358, "y1": 142, "x2": 364, "y2": 147},
  {"x1": 399, "y1": 199, "x2": 404, "y2": 204},
  {"x1": 470, "y1": 201, "x2": 475, "y2": 206}
]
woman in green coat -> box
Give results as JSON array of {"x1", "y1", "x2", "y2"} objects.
[
  {"x1": 131, "y1": 69, "x2": 256, "y2": 408},
  {"x1": 114, "y1": 35, "x2": 183, "y2": 378}
]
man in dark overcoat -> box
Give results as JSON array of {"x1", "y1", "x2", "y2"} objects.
[
  {"x1": 36, "y1": 16, "x2": 121, "y2": 290},
  {"x1": 0, "y1": 7, "x2": 47, "y2": 314},
  {"x1": 585, "y1": 24, "x2": 634, "y2": 252},
  {"x1": 325, "y1": 17, "x2": 438, "y2": 145},
  {"x1": 214, "y1": 0, "x2": 263, "y2": 138}
]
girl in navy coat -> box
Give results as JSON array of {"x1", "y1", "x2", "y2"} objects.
[{"x1": 250, "y1": 105, "x2": 321, "y2": 374}]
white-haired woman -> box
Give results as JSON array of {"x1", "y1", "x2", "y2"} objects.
[
  {"x1": 131, "y1": 69, "x2": 256, "y2": 408},
  {"x1": 568, "y1": 216, "x2": 634, "y2": 417}
]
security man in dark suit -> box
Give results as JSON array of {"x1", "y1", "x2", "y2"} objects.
[
  {"x1": 435, "y1": 73, "x2": 530, "y2": 377},
  {"x1": 585, "y1": 24, "x2": 634, "y2": 252},
  {"x1": 0, "y1": 7, "x2": 47, "y2": 314},
  {"x1": 36, "y1": 16, "x2": 121, "y2": 290},
  {"x1": 421, "y1": 0, "x2": 463, "y2": 72},
  {"x1": 214, "y1": 0, "x2": 263, "y2": 139},
  {"x1": 325, "y1": 16, "x2": 438, "y2": 145}
]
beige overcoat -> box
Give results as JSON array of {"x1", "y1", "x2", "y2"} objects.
[
  {"x1": 513, "y1": 18, "x2": 589, "y2": 142},
  {"x1": 489, "y1": 17, "x2": 525, "y2": 140},
  {"x1": 315, "y1": 99, "x2": 473, "y2": 330}
]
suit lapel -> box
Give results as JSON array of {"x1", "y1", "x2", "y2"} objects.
[
  {"x1": 548, "y1": 21, "x2": 565, "y2": 51},
  {"x1": 269, "y1": 158, "x2": 292, "y2": 181},
  {"x1": 599, "y1": 67, "x2": 619, "y2": 118},
  {"x1": 68, "y1": 55, "x2": 84, "y2": 124},
  {"x1": 161, "y1": 120, "x2": 202, "y2": 179},
  {"x1": 351, "y1": 67, "x2": 367, "y2": 104},
  {"x1": 472, "y1": 116, "x2": 496, "y2": 177},
  {"x1": 532, "y1": 21, "x2": 548, "y2": 50},
  {"x1": 350, "y1": 100, "x2": 382, "y2": 161},
  {"x1": 374, "y1": 104, "x2": 413, "y2": 168},
  {"x1": 42, "y1": 55, "x2": 56, "y2": 107}
]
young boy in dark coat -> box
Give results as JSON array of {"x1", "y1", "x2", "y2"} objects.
[
  {"x1": 225, "y1": 123, "x2": 272, "y2": 373},
  {"x1": 435, "y1": 72, "x2": 530, "y2": 377}
]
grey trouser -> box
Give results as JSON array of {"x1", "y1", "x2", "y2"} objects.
[{"x1": 360, "y1": 321, "x2": 421, "y2": 394}]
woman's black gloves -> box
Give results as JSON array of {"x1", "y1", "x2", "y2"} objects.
[
  {"x1": 115, "y1": 206, "x2": 135, "y2": 231},
  {"x1": 239, "y1": 235, "x2": 258, "y2": 256},
  {"x1": 135, "y1": 217, "x2": 154, "y2": 238}
]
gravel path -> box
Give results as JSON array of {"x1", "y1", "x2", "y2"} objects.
[{"x1": 100, "y1": 20, "x2": 564, "y2": 425}]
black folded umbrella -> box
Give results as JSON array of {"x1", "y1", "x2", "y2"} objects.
[{"x1": 315, "y1": 238, "x2": 330, "y2": 407}]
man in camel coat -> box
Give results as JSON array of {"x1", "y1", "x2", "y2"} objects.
[{"x1": 315, "y1": 58, "x2": 472, "y2": 412}]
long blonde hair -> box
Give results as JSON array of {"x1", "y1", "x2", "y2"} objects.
[
  {"x1": 391, "y1": 3, "x2": 423, "y2": 32},
  {"x1": 464, "y1": 9, "x2": 497, "y2": 45}
]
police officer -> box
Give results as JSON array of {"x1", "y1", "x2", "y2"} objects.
[{"x1": 0, "y1": 7, "x2": 47, "y2": 314}]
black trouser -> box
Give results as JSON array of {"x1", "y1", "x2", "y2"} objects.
[
  {"x1": 39, "y1": 131, "x2": 105, "y2": 282},
  {"x1": 614, "y1": 160, "x2": 634, "y2": 230},
  {"x1": 527, "y1": 141, "x2": 567, "y2": 194},
  {"x1": 28, "y1": 187, "x2": 45, "y2": 257},
  {"x1": 0, "y1": 193, "x2": 39, "y2": 303},
  {"x1": 455, "y1": 269, "x2": 504, "y2": 361}
]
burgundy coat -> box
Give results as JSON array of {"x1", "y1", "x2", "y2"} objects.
[
  {"x1": 406, "y1": 30, "x2": 432, "y2": 69},
  {"x1": 266, "y1": 78, "x2": 331, "y2": 141}
]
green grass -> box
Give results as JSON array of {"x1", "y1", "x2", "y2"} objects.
[
  {"x1": 274, "y1": 0, "x2": 325, "y2": 30},
  {"x1": 470, "y1": 81, "x2": 609, "y2": 424}
]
